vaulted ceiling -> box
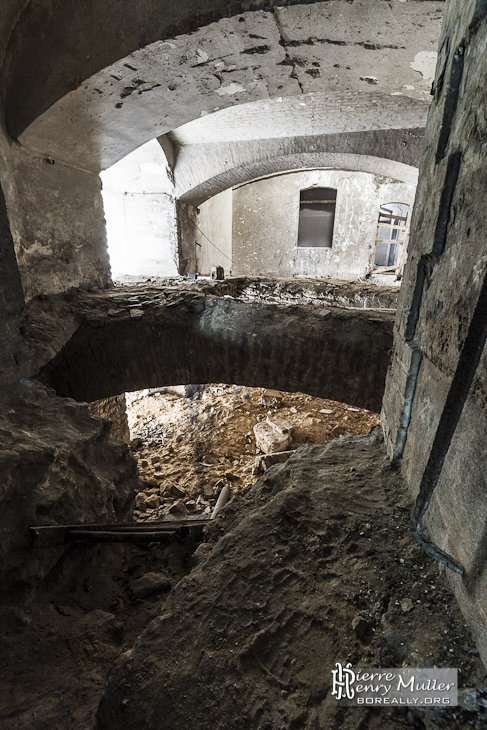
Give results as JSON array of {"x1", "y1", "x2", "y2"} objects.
[{"x1": 1, "y1": 1, "x2": 444, "y2": 173}]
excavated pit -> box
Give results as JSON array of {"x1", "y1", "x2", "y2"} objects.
[
  {"x1": 95, "y1": 428, "x2": 486, "y2": 730},
  {"x1": 2, "y1": 422, "x2": 486, "y2": 730},
  {"x1": 126, "y1": 383, "x2": 380, "y2": 521},
  {"x1": 2, "y1": 279, "x2": 485, "y2": 728}
]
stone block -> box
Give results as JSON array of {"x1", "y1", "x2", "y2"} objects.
[
  {"x1": 266, "y1": 416, "x2": 292, "y2": 435},
  {"x1": 252, "y1": 450, "x2": 295, "y2": 473},
  {"x1": 253, "y1": 419, "x2": 292, "y2": 454}
]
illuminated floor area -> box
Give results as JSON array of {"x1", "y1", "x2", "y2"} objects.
[{"x1": 126, "y1": 383, "x2": 380, "y2": 521}]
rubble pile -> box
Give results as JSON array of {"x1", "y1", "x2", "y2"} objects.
[
  {"x1": 126, "y1": 384, "x2": 380, "y2": 522},
  {"x1": 96, "y1": 429, "x2": 487, "y2": 730}
]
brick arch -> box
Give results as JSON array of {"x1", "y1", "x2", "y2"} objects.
[{"x1": 34, "y1": 286, "x2": 395, "y2": 412}]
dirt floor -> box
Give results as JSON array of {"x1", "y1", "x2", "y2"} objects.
[
  {"x1": 97, "y1": 428, "x2": 487, "y2": 730},
  {"x1": 1, "y1": 390, "x2": 486, "y2": 730},
  {"x1": 127, "y1": 384, "x2": 380, "y2": 521}
]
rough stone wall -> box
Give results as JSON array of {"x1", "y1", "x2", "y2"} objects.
[
  {"x1": 0, "y1": 380, "x2": 138, "y2": 595},
  {"x1": 88, "y1": 395, "x2": 131, "y2": 444},
  {"x1": 0, "y1": 112, "x2": 33, "y2": 384},
  {"x1": 0, "y1": 72, "x2": 110, "y2": 305},
  {"x1": 381, "y1": 0, "x2": 487, "y2": 668},
  {"x1": 177, "y1": 202, "x2": 197, "y2": 275},
  {"x1": 1, "y1": 142, "x2": 110, "y2": 301},
  {"x1": 0, "y1": 176, "x2": 31, "y2": 384}
]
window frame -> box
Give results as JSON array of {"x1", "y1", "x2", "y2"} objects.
[
  {"x1": 372, "y1": 203, "x2": 410, "y2": 274},
  {"x1": 296, "y1": 187, "x2": 337, "y2": 249}
]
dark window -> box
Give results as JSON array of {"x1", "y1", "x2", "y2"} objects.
[{"x1": 297, "y1": 187, "x2": 337, "y2": 248}]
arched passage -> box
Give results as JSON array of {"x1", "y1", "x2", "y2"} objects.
[
  {"x1": 30, "y1": 285, "x2": 395, "y2": 412},
  {"x1": 0, "y1": 1, "x2": 441, "y2": 301}
]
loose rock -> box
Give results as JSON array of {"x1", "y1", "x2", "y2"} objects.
[{"x1": 129, "y1": 572, "x2": 171, "y2": 599}]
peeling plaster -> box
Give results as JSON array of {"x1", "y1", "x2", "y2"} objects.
[
  {"x1": 216, "y1": 83, "x2": 247, "y2": 96},
  {"x1": 16, "y1": 3, "x2": 443, "y2": 172},
  {"x1": 410, "y1": 51, "x2": 438, "y2": 84}
]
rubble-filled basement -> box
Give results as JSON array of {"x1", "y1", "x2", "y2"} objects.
[{"x1": 2, "y1": 1, "x2": 487, "y2": 728}]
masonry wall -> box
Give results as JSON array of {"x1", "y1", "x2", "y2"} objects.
[
  {"x1": 381, "y1": 0, "x2": 487, "y2": 668},
  {"x1": 194, "y1": 189, "x2": 233, "y2": 276},
  {"x1": 1, "y1": 142, "x2": 110, "y2": 301},
  {"x1": 88, "y1": 395, "x2": 131, "y2": 444},
  {"x1": 192, "y1": 170, "x2": 415, "y2": 280}
]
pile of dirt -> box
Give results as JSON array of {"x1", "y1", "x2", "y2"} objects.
[
  {"x1": 2, "y1": 428, "x2": 486, "y2": 729},
  {"x1": 128, "y1": 384, "x2": 380, "y2": 521},
  {"x1": 0, "y1": 536, "x2": 197, "y2": 730},
  {"x1": 96, "y1": 429, "x2": 487, "y2": 730}
]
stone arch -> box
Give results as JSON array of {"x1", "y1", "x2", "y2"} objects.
[
  {"x1": 175, "y1": 151, "x2": 419, "y2": 206},
  {"x1": 0, "y1": 0, "x2": 441, "y2": 299},
  {"x1": 34, "y1": 287, "x2": 395, "y2": 412}
]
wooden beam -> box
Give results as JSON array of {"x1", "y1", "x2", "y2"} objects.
[{"x1": 30, "y1": 519, "x2": 210, "y2": 548}]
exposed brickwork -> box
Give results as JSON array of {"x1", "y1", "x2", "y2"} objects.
[
  {"x1": 23, "y1": 281, "x2": 395, "y2": 412},
  {"x1": 88, "y1": 395, "x2": 131, "y2": 444}
]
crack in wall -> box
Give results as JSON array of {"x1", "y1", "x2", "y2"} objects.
[
  {"x1": 432, "y1": 150, "x2": 462, "y2": 255},
  {"x1": 284, "y1": 38, "x2": 405, "y2": 51},
  {"x1": 405, "y1": 149, "x2": 461, "y2": 343},
  {"x1": 410, "y1": 265, "x2": 487, "y2": 574},
  {"x1": 436, "y1": 43, "x2": 465, "y2": 162},
  {"x1": 272, "y1": 9, "x2": 305, "y2": 94},
  {"x1": 392, "y1": 343, "x2": 422, "y2": 461}
]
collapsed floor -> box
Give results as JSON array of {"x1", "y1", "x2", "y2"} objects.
[
  {"x1": 1, "y1": 416, "x2": 486, "y2": 729},
  {"x1": 127, "y1": 384, "x2": 380, "y2": 521},
  {"x1": 97, "y1": 428, "x2": 487, "y2": 729}
]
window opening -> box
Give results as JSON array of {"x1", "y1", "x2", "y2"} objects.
[
  {"x1": 373, "y1": 202, "x2": 410, "y2": 273},
  {"x1": 297, "y1": 187, "x2": 337, "y2": 248}
]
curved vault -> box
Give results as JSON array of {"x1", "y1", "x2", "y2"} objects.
[
  {"x1": 0, "y1": 1, "x2": 441, "y2": 300},
  {"x1": 8, "y1": 2, "x2": 441, "y2": 171},
  {"x1": 29, "y1": 285, "x2": 395, "y2": 412}
]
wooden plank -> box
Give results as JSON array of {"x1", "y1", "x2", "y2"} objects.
[
  {"x1": 372, "y1": 265, "x2": 399, "y2": 273},
  {"x1": 30, "y1": 526, "x2": 70, "y2": 548},
  {"x1": 379, "y1": 213, "x2": 408, "y2": 222},
  {"x1": 377, "y1": 223, "x2": 407, "y2": 231},
  {"x1": 68, "y1": 530, "x2": 175, "y2": 543},
  {"x1": 32, "y1": 519, "x2": 209, "y2": 531},
  {"x1": 375, "y1": 238, "x2": 404, "y2": 244},
  {"x1": 30, "y1": 519, "x2": 210, "y2": 548}
]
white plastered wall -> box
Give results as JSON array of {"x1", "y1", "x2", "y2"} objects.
[
  {"x1": 194, "y1": 169, "x2": 416, "y2": 280},
  {"x1": 100, "y1": 140, "x2": 178, "y2": 278}
]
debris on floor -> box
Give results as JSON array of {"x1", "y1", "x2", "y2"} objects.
[
  {"x1": 2, "y1": 428, "x2": 486, "y2": 730},
  {"x1": 127, "y1": 384, "x2": 380, "y2": 522},
  {"x1": 253, "y1": 415, "x2": 293, "y2": 454},
  {"x1": 96, "y1": 429, "x2": 487, "y2": 730}
]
